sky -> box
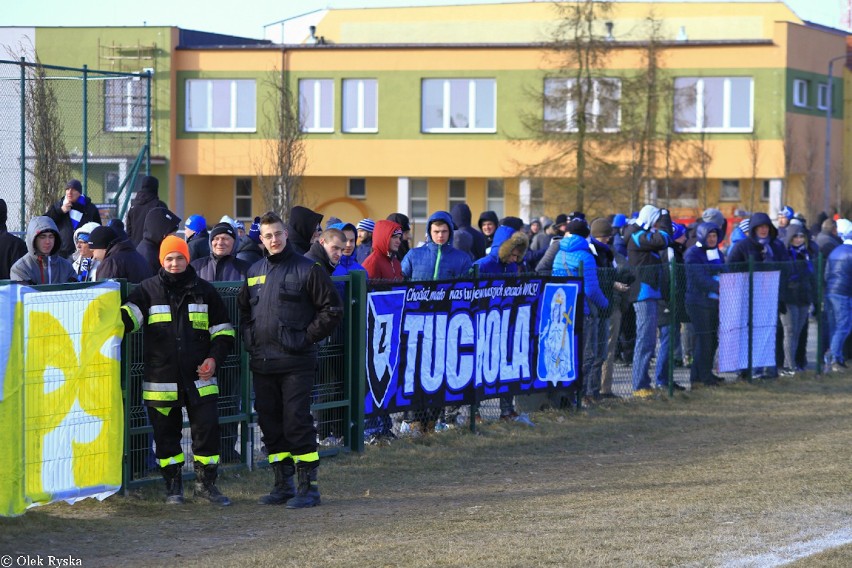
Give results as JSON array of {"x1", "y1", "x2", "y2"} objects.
[{"x1": 4, "y1": 0, "x2": 848, "y2": 39}]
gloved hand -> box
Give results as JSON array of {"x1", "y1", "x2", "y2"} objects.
[
  {"x1": 248, "y1": 216, "x2": 262, "y2": 244},
  {"x1": 657, "y1": 208, "x2": 673, "y2": 236}
]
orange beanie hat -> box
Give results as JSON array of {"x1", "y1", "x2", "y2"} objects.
[{"x1": 159, "y1": 235, "x2": 191, "y2": 265}]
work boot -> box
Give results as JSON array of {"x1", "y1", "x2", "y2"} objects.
[
  {"x1": 258, "y1": 459, "x2": 296, "y2": 505},
  {"x1": 194, "y1": 462, "x2": 231, "y2": 506},
  {"x1": 161, "y1": 463, "x2": 184, "y2": 505},
  {"x1": 286, "y1": 461, "x2": 320, "y2": 509}
]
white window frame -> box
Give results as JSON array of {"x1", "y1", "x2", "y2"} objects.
[
  {"x1": 486, "y1": 179, "x2": 505, "y2": 218},
  {"x1": 421, "y1": 78, "x2": 496, "y2": 133},
  {"x1": 235, "y1": 178, "x2": 253, "y2": 221},
  {"x1": 529, "y1": 179, "x2": 544, "y2": 220},
  {"x1": 544, "y1": 77, "x2": 622, "y2": 133},
  {"x1": 348, "y1": 178, "x2": 367, "y2": 199},
  {"x1": 299, "y1": 78, "x2": 334, "y2": 133},
  {"x1": 105, "y1": 75, "x2": 148, "y2": 132},
  {"x1": 410, "y1": 178, "x2": 429, "y2": 223},
  {"x1": 793, "y1": 79, "x2": 809, "y2": 108},
  {"x1": 817, "y1": 83, "x2": 829, "y2": 111},
  {"x1": 448, "y1": 179, "x2": 466, "y2": 211},
  {"x1": 342, "y1": 79, "x2": 378, "y2": 133},
  {"x1": 185, "y1": 79, "x2": 256, "y2": 133},
  {"x1": 674, "y1": 77, "x2": 754, "y2": 133},
  {"x1": 761, "y1": 179, "x2": 771, "y2": 202}
]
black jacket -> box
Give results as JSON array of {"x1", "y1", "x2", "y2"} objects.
[
  {"x1": 187, "y1": 230, "x2": 210, "y2": 263},
  {"x1": 126, "y1": 188, "x2": 167, "y2": 246},
  {"x1": 238, "y1": 243, "x2": 343, "y2": 374},
  {"x1": 0, "y1": 199, "x2": 27, "y2": 280},
  {"x1": 305, "y1": 241, "x2": 336, "y2": 275},
  {"x1": 44, "y1": 196, "x2": 101, "y2": 258},
  {"x1": 96, "y1": 238, "x2": 152, "y2": 284},
  {"x1": 121, "y1": 265, "x2": 234, "y2": 408},
  {"x1": 136, "y1": 207, "x2": 181, "y2": 276},
  {"x1": 286, "y1": 206, "x2": 323, "y2": 256},
  {"x1": 235, "y1": 238, "x2": 264, "y2": 266},
  {"x1": 726, "y1": 212, "x2": 790, "y2": 266},
  {"x1": 191, "y1": 253, "x2": 249, "y2": 283},
  {"x1": 451, "y1": 203, "x2": 486, "y2": 260}
]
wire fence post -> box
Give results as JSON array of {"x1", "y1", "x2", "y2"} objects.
[
  {"x1": 667, "y1": 257, "x2": 676, "y2": 397},
  {"x1": 816, "y1": 253, "x2": 825, "y2": 375},
  {"x1": 747, "y1": 256, "x2": 754, "y2": 382},
  {"x1": 19, "y1": 57, "x2": 26, "y2": 232},
  {"x1": 82, "y1": 65, "x2": 88, "y2": 195}
]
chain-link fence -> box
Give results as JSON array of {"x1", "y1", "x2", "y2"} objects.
[{"x1": 0, "y1": 59, "x2": 151, "y2": 233}]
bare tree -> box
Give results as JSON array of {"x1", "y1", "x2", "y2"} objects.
[
  {"x1": 747, "y1": 119, "x2": 760, "y2": 212},
  {"x1": 255, "y1": 68, "x2": 307, "y2": 217}
]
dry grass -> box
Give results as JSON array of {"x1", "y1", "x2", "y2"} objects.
[{"x1": 2, "y1": 372, "x2": 851, "y2": 567}]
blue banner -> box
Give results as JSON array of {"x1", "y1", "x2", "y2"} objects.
[{"x1": 365, "y1": 275, "x2": 582, "y2": 416}]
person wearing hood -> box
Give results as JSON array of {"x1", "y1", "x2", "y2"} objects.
[
  {"x1": 89, "y1": 225, "x2": 151, "y2": 283},
  {"x1": 624, "y1": 204, "x2": 673, "y2": 396},
  {"x1": 305, "y1": 227, "x2": 347, "y2": 276},
  {"x1": 386, "y1": 213, "x2": 412, "y2": 261},
  {"x1": 825, "y1": 219, "x2": 852, "y2": 372},
  {"x1": 552, "y1": 219, "x2": 608, "y2": 405},
  {"x1": 478, "y1": 210, "x2": 500, "y2": 250},
  {"x1": 684, "y1": 222, "x2": 726, "y2": 386},
  {"x1": 286, "y1": 205, "x2": 324, "y2": 256},
  {"x1": 363, "y1": 220, "x2": 404, "y2": 280},
  {"x1": 126, "y1": 175, "x2": 168, "y2": 247},
  {"x1": 190, "y1": 222, "x2": 249, "y2": 283},
  {"x1": 120, "y1": 235, "x2": 235, "y2": 506},
  {"x1": 0, "y1": 198, "x2": 27, "y2": 280},
  {"x1": 451, "y1": 203, "x2": 486, "y2": 260},
  {"x1": 136, "y1": 207, "x2": 181, "y2": 276},
  {"x1": 473, "y1": 224, "x2": 531, "y2": 420},
  {"x1": 71, "y1": 221, "x2": 102, "y2": 281},
  {"x1": 236, "y1": 216, "x2": 265, "y2": 266},
  {"x1": 327, "y1": 222, "x2": 366, "y2": 276},
  {"x1": 10, "y1": 216, "x2": 77, "y2": 285},
  {"x1": 44, "y1": 179, "x2": 102, "y2": 259},
  {"x1": 184, "y1": 215, "x2": 210, "y2": 262},
  {"x1": 778, "y1": 224, "x2": 816, "y2": 375},
  {"x1": 401, "y1": 211, "x2": 472, "y2": 280}
]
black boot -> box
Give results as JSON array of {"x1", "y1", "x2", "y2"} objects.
[
  {"x1": 258, "y1": 459, "x2": 296, "y2": 505},
  {"x1": 286, "y1": 461, "x2": 320, "y2": 509},
  {"x1": 161, "y1": 463, "x2": 184, "y2": 505},
  {"x1": 194, "y1": 462, "x2": 231, "y2": 506}
]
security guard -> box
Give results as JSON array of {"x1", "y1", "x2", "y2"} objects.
[{"x1": 121, "y1": 235, "x2": 235, "y2": 505}]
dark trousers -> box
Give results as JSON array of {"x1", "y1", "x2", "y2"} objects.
[
  {"x1": 689, "y1": 304, "x2": 719, "y2": 384},
  {"x1": 147, "y1": 398, "x2": 220, "y2": 462},
  {"x1": 253, "y1": 365, "x2": 317, "y2": 457}
]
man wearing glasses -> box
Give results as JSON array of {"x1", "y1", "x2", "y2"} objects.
[{"x1": 238, "y1": 211, "x2": 343, "y2": 508}]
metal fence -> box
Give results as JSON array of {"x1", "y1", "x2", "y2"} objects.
[{"x1": 0, "y1": 58, "x2": 151, "y2": 231}]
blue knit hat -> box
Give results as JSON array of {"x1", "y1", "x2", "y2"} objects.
[
  {"x1": 357, "y1": 218, "x2": 375, "y2": 232},
  {"x1": 780, "y1": 206, "x2": 794, "y2": 219},
  {"x1": 185, "y1": 214, "x2": 206, "y2": 233},
  {"x1": 672, "y1": 223, "x2": 686, "y2": 241}
]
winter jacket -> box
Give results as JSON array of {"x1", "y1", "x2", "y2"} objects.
[
  {"x1": 781, "y1": 224, "x2": 816, "y2": 306},
  {"x1": 625, "y1": 205, "x2": 672, "y2": 303},
  {"x1": 235, "y1": 237, "x2": 264, "y2": 267},
  {"x1": 401, "y1": 211, "x2": 473, "y2": 281},
  {"x1": 187, "y1": 229, "x2": 210, "y2": 262},
  {"x1": 825, "y1": 241, "x2": 852, "y2": 297},
  {"x1": 126, "y1": 187, "x2": 167, "y2": 246},
  {"x1": 9, "y1": 216, "x2": 77, "y2": 285},
  {"x1": 386, "y1": 213, "x2": 411, "y2": 261},
  {"x1": 238, "y1": 243, "x2": 343, "y2": 374},
  {"x1": 725, "y1": 212, "x2": 789, "y2": 266},
  {"x1": 121, "y1": 265, "x2": 234, "y2": 409},
  {"x1": 286, "y1": 206, "x2": 323, "y2": 256},
  {"x1": 191, "y1": 252, "x2": 249, "y2": 283},
  {"x1": 136, "y1": 207, "x2": 181, "y2": 276},
  {"x1": 44, "y1": 195, "x2": 101, "y2": 258},
  {"x1": 95, "y1": 238, "x2": 152, "y2": 284},
  {"x1": 0, "y1": 199, "x2": 27, "y2": 280},
  {"x1": 451, "y1": 203, "x2": 486, "y2": 260},
  {"x1": 305, "y1": 240, "x2": 337, "y2": 275},
  {"x1": 816, "y1": 230, "x2": 842, "y2": 260},
  {"x1": 552, "y1": 234, "x2": 608, "y2": 315},
  {"x1": 354, "y1": 241, "x2": 373, "y2": 264},
  {"x1": 684, "y1": 223, "x2": 726, "y2": 309},
  {"x1": 472, "y1": 226, "x2": 528, "y2": 275},
  {"x1": 362, "y1": 219, "x2": 403, "y2": 280},
  {"x1": 332, "y1": 253, "x2": 365, "y2": 277}
]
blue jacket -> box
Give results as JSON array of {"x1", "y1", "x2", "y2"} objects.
[
  {"x1": 726, "y1": 212, "x2": 789, "y2": 266},
  {"x1": 333, "y1": 253, "x2": 365, "y2": 277},
  {"x1": 473, "y1": 225, "x2": 527, "y2": 275},
  {"x1": 781, "y1": 224, "x2": 815, "y2": 306},
  {"x1": 825, "y1": 242, "x2": 852, "y2": 297},
  {"x1": 401, "y1": 211, "x2": 472, "y2": 280},
  {"x1": 552, "y1": 234, "x2": 608, "y2": 314},
  {"x1": 684, "y1": 222, "x2": 725, "y2": 308}
]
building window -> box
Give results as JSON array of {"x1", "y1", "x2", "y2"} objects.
[
  {"x1": 817, "y1": 83, "x2": 830, "y2": 111},
  {"x1": 486, "y1": 179, "x2": 504, "y2": 218},
  {"x1": 448, "y1": 179, "x2": 466, "y2": 211},
  {"x1": 342, "y1": 79, "x2": 378, "y2": 133},
  {"x1": 235, "y1": 178, "x2": 252, "y2": 220},
  {"x1": 544, "y1": 77, "x2": 621, "y2": 133},
  {"x1": 673, "y1": 77, "x2": 753, "y2": 133},
  {"x1": 793, "y1": 79, "x2": 809, "y2": 108},
  {"x1": 348, "y1": 178, "x2": 366, "y2": 199},
  {"x1": 762, "y1": 180, "x2": 771, "y2": 201},
  {"x1": 185, "y1": 79, "x2": 256, "y2": 132},
  {"x1": 410, "y1": 178, "x2": 429, "y2": 222},
  {"x1": 421, "y1": 78, "x2": 496, "y2": 133},
  {"x1": 299, "y1": 79, "x2": 334, "y2": 132},
  {"x1": 105, "y1": 76, "x2": 147, "y2": 132},
  {"x1": 529, "y1": 179, "x2": 544, "y2": 221},
  {"x1": 720, "y1": 179, "x2": 740, "y2": 201}
]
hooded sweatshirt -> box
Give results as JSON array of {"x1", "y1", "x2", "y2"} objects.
[
  {"x1": 363, "y1": 220, "x2": 403, "y2": 280},
  {"x1": 328, "y1": 222, "x2": 366, "y2": 276},
  {"x1": 401, "y1": 211, "x2": 472, "y2": 280},
  {"x1": 473, "y1": 226, "x2": 528, "y2": 275},
  {"x1": 0, "y1": 198, "x2": 28, "y2": 280},
  {"x1": 9, "y1": 216, "x2": 77, "y2": 284},
  {"x1": 136, "y1": 207, "x2": 181, "y2": 276},
  {"x1": 286, "y1": 205, "x2": 323, "y2": 256},
  {"x1": 781, "y1": 224, "x2": 815, "y2": 306},
  {"x1": 726, "y1": 212, "x2": 789, "y2": 265},
  {"x1": 684, "y1": 222, "x2": 725, "y2": 308},
  {"x1": 552, "y1": 233, "x2": 608, "y2": 314},
  {"x1": 451, "y1": 203, "x2": 486, "y2": 260},
  {"x1": 126, "y1": 182, "x2": 168, "y2": 246},
  {"x1": 44, "y1": 192, "x2": 102, "y2": 259},
  {"x1": 477, "y1": 210, "x2": 500, "y2": 249}
]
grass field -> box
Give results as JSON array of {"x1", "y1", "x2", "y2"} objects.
[{"x1": 2, "y1": 371, "x2": 851, "y2": 567}]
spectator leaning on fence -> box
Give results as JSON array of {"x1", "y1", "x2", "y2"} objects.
[
  {"x1": 401, "y1": 210, "x2": 473, "y2": 280},
  {"x1": 120, "y1": 235, "x2": 235, "y2": 506},
  {"x1": 44, "y1": 179, "x2": 102, "y2": 259},
  {"x1": 825, "y1": 219, "x2": 852, "y2": 372},
  {"x1": 10, "y1": 216, "x2": 77, "y2": 285},
  {"x1": 0, "y1": 198, "x2": 27, "y2": 280},
  {"x1": 238, "y1": 211, "x2": 343, "y2": 509},
  {"x1": 362, "y1": 219, "x2": 404, "y2": 280}
]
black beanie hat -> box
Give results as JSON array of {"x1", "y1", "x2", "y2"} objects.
[
  {"x1": 565, "y1": 218, "x2": 590, "y2": 238},
  {"x1": 87, "y1": 226, "x2": 118, "y2": 250},
  {"x1": 500, "y1": 216, "x2": 524, "y2": 232},
  {"x1": 209, "y1": 222, "x2": 236, "y2": 242},
  {"x1": 554, "y1": 213, "x2": 569, "y2": 226},
  {"x1": 141, "y1": 175, "x2": 159, "y2": 192}
]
